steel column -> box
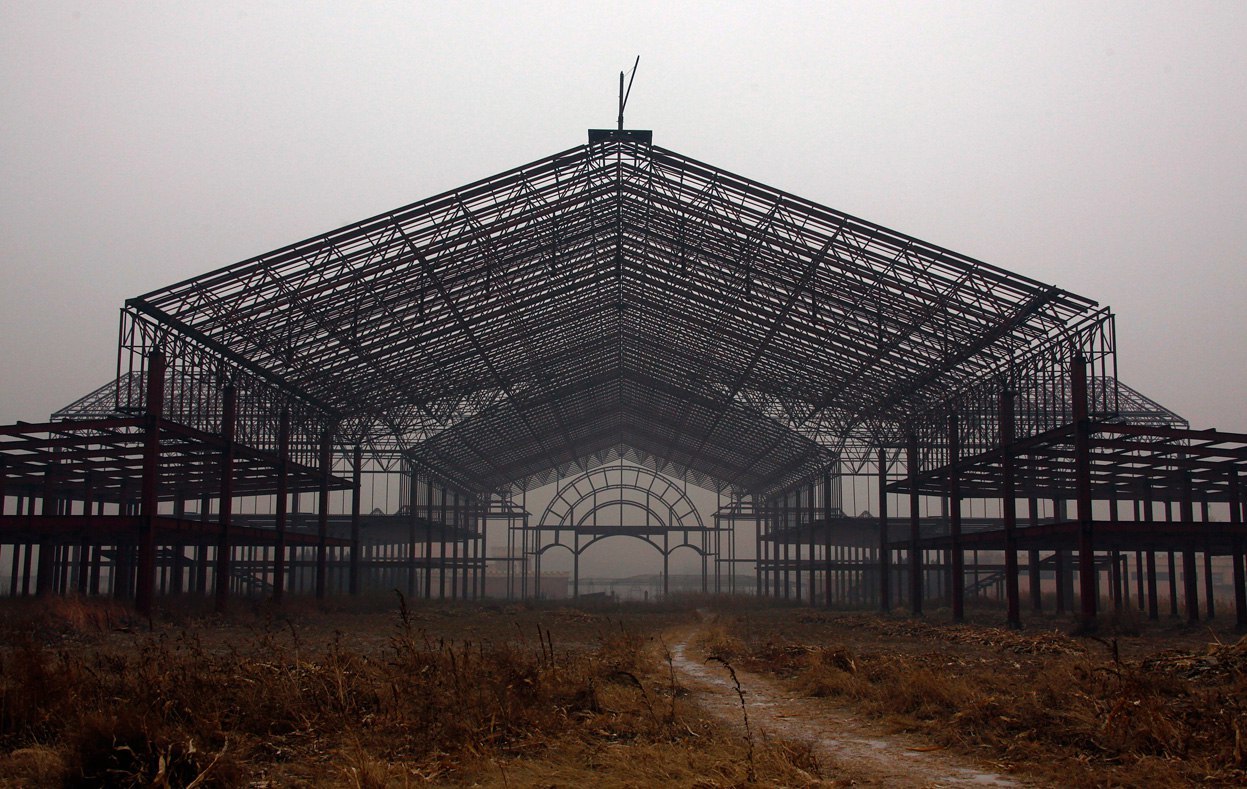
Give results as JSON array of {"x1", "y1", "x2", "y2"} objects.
[
  {"x1": 999, "y1": 388, "x2": 1020, "y2": 628},
  {"x1": 948, "y1": 412, "x2": 964, "y2": 622},
  {"x1": 214, "y1": 384, "x2": 236, "y2": 613}
]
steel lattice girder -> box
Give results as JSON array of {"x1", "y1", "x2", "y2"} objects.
[
  {"x1": 889, "y1": 422, "x2": 1247, "y2": 501},
  {"x1": 124, "y1": 136, "x2": 1111, "y2": 494}
]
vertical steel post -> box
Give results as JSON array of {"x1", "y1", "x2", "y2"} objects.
[
  {"x1": 273, "y1": 407, "x2": 289, "y2": 602},
  {"x1": 1180, "y1": 473, "x2": 1199, "y2": 623},
  {"x1": 1028, "y1": 497, "x2": 1042, "y2": 611},
  {"x1": 999, "y1": 388, "x2": 1021, "y2": 628},
  {"x1": 755, "y1": 495, "x2": 764, "y2": 598},
  {"x1": 408, "y1": 466, "x2": 418, "y2": 598},
  {"x1": 451, "y1": 490, "x2": 461, "y2": 599},
  {"x1": 215, "y1": 384, "x2": 236, "y2": 613},
  {"x1": 1229, "y1": 468, "x2": 1246, "y2": 627},
  {"x1": 823, "y1": 474, "x2": 834, "y2": 608},
  {"x1": 878, "y1": 447, "x2": 890, "y2": 612},
  {"x1": 907, "y1": 434, "x2": 922, "y2": 615},
  {"x1": 439, "y1": 486, "x2": 448, "y2": 599},
  {"x1": 1166, "y1": 502, "x2": 1179, "y2": 617},
  {"x1": 425, "y1": 478, "x2": 435, "y2": 598},
  {"x1": 808, "y1": 483, "x2": 816, "y2": 603},
  {"x1": 1071, "y1": 353, "x2": 1096, "y2": 627},
  {"x1": 350, "y1": 444, "x2": 361, "y2": 595},
  {"x1": 315, "y1": 427, "x2": 331, "y2": 600},
  {"x1": 80, "y1": 475, "x2": 95, "y2": 596},
  {"x1": 948, "y1": 412, "x2": 964, "y2": 622},
  {"x1": 461, "y1": 498, "x2": 470, "y2": 600},
  {"x1": 792, "y1": 489, "x2": 802, "y2": 602},
  {"x1": 1202, "y1": 498, "x2": 1214, "y2": 620},
  {"x1": 1143, "y1": 482, "x2": 1158, "y2": 619},
  {"x1": 479, "y1": 497, "x2": 488, "y2": 599}
]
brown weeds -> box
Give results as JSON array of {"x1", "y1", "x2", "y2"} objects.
[
  {"x1": 714, "y1": 608, "x2": 1247, "y2": 787},
  {"x1": 0, "y1": 598, "x2": 827, "y2": 786}
]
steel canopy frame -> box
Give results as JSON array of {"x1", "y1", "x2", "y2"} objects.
[{"x1": 116, "y1": 134, "x2": 1109, "y2": 497}]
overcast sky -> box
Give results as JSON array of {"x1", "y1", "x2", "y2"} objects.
[{"x1": 3, "y1": 1, "x2": 1245, "y2": 438}]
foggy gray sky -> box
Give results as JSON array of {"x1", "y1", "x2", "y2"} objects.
[{"x1": 3, "y1": 1, "x2": 1245, "y2": 436}]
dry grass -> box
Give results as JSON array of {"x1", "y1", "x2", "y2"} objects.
[
  {"x1": 703, "y1": 605, "x2": 1247, "y2": 787},
  {"x1": 0, "y1": 595, "x2": 829, "y2": 787}
]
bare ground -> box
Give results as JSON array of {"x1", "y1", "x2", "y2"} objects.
[{"x1": 669, "y1": 627, "x2": 1025, "y2": 787}]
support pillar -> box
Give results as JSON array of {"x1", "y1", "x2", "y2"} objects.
[
  {"x1": 1028, "y1": 497, "x2": 1041, "y2": 611},
  {"x1": 408, "y1": 467, "x2": 418, "y2": 598},
  {"x1": 878, "y1": 447, "x2": 890, "y2": 613},
  {"x1": 350, "y1": 445, "x2": 361, "y2": 595},
  {"x1": 214, "y1": 384, "x2": 236, "y2": 613},
  {"x1": 1071, "y1": 353, "x2": 1096, "y2": 627},
  {"x1": 273, "y1": 408, "x2": 289, "y2": 602},
  {"x1": 425, "y1": 478, "x2": 435, "y2": 599},
  {"x1": 135, "y1": 348, "x2": 166, "y2": 614},
  {"x1": 1228, "y1": 468, "x2": 1246, "y2": 627},
  {"x1": 948, "y1": 412, "x2": 964, "y2": 622},
  {"x1": 315, "y1": 427, "x2": 331, "y2": 600},
  {"x1": 439, "y1": 486, "x2": 448, "y2": 599},
  {"x1": 907, "y1": 434, "x2": 922, "y2": 615},
  {"x1": 999, "y1": 388, "x2": 1021, "y2": 628}
]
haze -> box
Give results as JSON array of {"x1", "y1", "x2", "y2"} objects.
[{"x1": 2, "y1": 1, "x2": 1244, "y2": 439}]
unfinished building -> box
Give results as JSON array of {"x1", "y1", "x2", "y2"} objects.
[{"x1": 1, "y1": 128, "x2": 1243, "y2": 627}]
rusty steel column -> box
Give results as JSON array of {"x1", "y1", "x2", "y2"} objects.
[
  {"x1": 878, "y1": 447, "x2": 890, "y2": 612},
  {"x1": 478, "y1": 496, "x2": 488, "y2": 600},
  {"x1": 1229, "y1": 468, "x2": 1246, "y2": 627},
  {"x1": 1202, "y1": 498, "x2": 1215, "y2": 620},
  {"x1": 451, "y1": 490, "x2": 461, "y2": 600},
  {"x1": 782, "y1": 492, "x2": 791, "y2": 600},
  {"x1": 407, "y1": 466, "x2": 418, "y2": 597},
  {"x1": 169, "y1": 493, "x2": 185, "y2": 595},
  {"x1": 756, "y1": 494, "x2": 765, "y2": 598},
  {"x1": 461, "y1": 498, "x2": 471, "y2": 600},
  {"x1": 1180, "y1": 473, "x2": 1199, "y2": 624},
  {"x1": 792, "y1": 489, "x2": 802, "y2": 602},
  {"x1": 1028, "y1": 497, "x2": 1042, "y2": 611},
  {"x1": 439, "y1": 486, "x2": 448, "y2": 599},
  {"x1": 215, "y1": 384, "x2": 237, "y2": 613},
  {"x1": 1143, "y1": 482, "x2": 1158, "y2": 619},
  {"x1": 315, "y1": 427, "x2": 331, "y2": 600},
  {"x1": 425, "y1": 478, "x2": 434, "y2": 599},
  {"x1": 79, "y1": 474, "x2": 95, "y2": 596},
  {"x1": 948, "y1": 412, "x2": 964, "y2": 622},
  {"x1": 1165, "y1": 502, "x2": 1179, "y2": 617},
  {"x1": 907, "y1": 434, "x2": 922, "y2": 615},
  {"x1": 807, "y1": 482, "x2": 817, "y2": 604},
  {"x1": 273, "y1": 408, "x2": 290, "y2": 602},
  {"x1": 771, "y1": 495, "x2": 780, "y2": 599},
  {"x1": 1071, "y1": 353, "x2": 1096, "y2": 628},
  {"x1": 1053, "y1": 503, "x2": 1067, "y2": 615},
  {"x1": 1109, "y1": 489, "x2": 1122, "y2": 611},
  {"x1": 823, "y1": 473, "x2": 833, "y2": 608},
  {"x1": 36, "y1": 463, "x2": 60, "y2": 597},
  {"x1": 999, "y1": 388, "x2": 1021, "y2": 629},
  {"x1": 350, "y1": 444, "x2": 361, "y2": 596}
]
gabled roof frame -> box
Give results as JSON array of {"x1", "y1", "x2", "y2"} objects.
[{"x1": 114, "y1": 135, "x2": 1119, "y2": 495}]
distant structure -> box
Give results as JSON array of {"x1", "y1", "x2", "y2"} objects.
[{"x1": 1, "y1": 128, "x2": 1243, "y2": 629}]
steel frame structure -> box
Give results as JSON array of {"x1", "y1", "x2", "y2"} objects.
[
  {"x1": 522, "y1": 464, "x2": 724, "y2": 599},
  {"x1": 1, "y1": 129, "x2": 1241, "y2": 625}
]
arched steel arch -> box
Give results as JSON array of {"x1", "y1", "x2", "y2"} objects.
[{"x1": 523, "y1": 465, "x2": 725, "y2": 599}]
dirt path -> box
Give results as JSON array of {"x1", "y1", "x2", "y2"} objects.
[{"x1": 669, "y1": 636, "x2": 1029, "y2": 787}]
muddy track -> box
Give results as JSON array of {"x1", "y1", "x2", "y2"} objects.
[{"x1": 668, "y1": 635, "x2": 1030, "y2": 787}]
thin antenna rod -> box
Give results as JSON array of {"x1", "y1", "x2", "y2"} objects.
[{"x1": 617, "y1": 55, "x2": 640, "y2": 131}]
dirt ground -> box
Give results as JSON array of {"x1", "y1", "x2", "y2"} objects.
[{"x1": 0, "y1": 595, "x2": 1243, "y2": 786}]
